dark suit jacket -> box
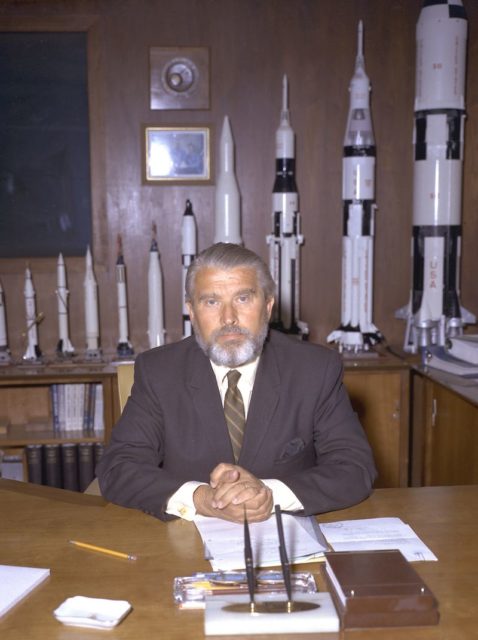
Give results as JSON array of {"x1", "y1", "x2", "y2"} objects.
[{"x1": 97, "y1": 330, "x2": 377, "y2": 520}]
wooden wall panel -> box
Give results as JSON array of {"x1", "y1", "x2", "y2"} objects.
[{"x1": 0, "y1": 0, "x2": 477, "y2": 359}]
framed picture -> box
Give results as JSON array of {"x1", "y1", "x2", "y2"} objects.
[{"x1": 143, "y1": 125, "x2": 212, "y2": 184}]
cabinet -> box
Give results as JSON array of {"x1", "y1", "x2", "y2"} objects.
[
  {"x1": 411, "y1": 368, "x2": 478, "y2": 486},
  {"x1": 0, "y1": 363, "x2": 120, "y2": 484},
  {"x1": 343, "y1": 352, "x2": 410, "y2": 488}
]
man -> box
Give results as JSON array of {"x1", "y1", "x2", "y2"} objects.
[{"x1": 97, "y1": 243, "x2": 376, "y2": 522}]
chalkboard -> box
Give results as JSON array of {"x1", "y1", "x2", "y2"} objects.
[{"x1": 0, "y1": 32, "x2": 92, "y2": 258}]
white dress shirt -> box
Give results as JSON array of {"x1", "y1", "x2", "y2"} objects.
[{"x1": 166, "y1": 357, "x2": 304, "y2": 520}]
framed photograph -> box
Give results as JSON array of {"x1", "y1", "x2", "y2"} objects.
[{"x1": 143, "y1": 125, "x2": 212, "y2": 184}]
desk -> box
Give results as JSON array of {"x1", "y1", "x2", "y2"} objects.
[{"x1": 1, "y1": 480, "x2": 477, "y2": 640}]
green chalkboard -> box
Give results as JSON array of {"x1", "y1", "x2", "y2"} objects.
[{"x1": 0, "y1": 32, "x2": 92, "y2": 257}]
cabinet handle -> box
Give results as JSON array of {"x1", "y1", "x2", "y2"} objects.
[{"x1": 431, "y1": 398, "x2": 437, "y2": 427}]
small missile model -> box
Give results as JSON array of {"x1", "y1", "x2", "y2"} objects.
[
  {"x1": 0, "y1": 280, "x2": 12, "y2": 364},
  {"x1": 84, "y1": 246, "x2": 101, "y2": 360},
  {"x1": 327, "y1": 21, "x2": 382, "y2": 353},
  {"x1": 56, "y1": 253, "x2": 75, "y2": 357},
  {"x1": 396, "y1": 0, "x2": 475, "y2": 353},
  {"x1": 23, "y1": 266, "x2": 42, "y2": 362},
  {"x1": 181, "y1": 199, "x2": 197, "y2": 338},
  {"x1": 266, "y1": 75, "x2": 308, "y2": 338},
  {"x1": 148, "y1": 223, "x2": 166, "y2": 348},
  {"x1": 115, "y1": 235, "x2": 134, "y2": 357},
  {"x1": 214, "y1": 115, "x2": 242, "y2": 245}
]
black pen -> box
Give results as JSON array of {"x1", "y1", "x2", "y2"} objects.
[
  {"x1": 243, "y1": 507, "x2": 255, "y2": 613},
  {"x1": 275, "y1": 504, "x2": 293, "y2": 609}
]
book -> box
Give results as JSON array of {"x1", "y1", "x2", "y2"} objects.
[
  {"x1": 0, "y1": 565, "x2": 50, "y2": 617},
  {"x1": 425, "y1": 347, "x2": 478, "y2": 377},
  {"x1": 78, "y1": 442, "x2": 95, "y2": 492},
  {"x1": 93, "y1": 383, "x2": 104, "y2": 433},
  {"x1": 61, "y1": 443, "x2": 79, "y2": 491},
  {"x1": 323, "y1": 550, "x2": 439, "y2": 629},
  {"x1": 0, "y1": 447, "x2": 25, "y2": 482},
  {"x1": 43, "y1": 443, "x2": 62, "y2": 488},
  {"x1": 50, "y1": 384, "x2": 60, "y2": 433},
  {"x1": 448, "y1": 334, "x2": 478, "y2": 364},
  {"x1": 94, "y1": 442, "x2": 105, "y2": 468},
  {"x1": 25, "y1": 444, "x2": 43, "y2": 485}
]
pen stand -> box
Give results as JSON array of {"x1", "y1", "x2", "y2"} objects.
[{"x1": 204, "y1": 592, "x2": 339, "y2": 635}]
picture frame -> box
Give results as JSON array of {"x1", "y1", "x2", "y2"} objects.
[{"x1": 143, "y1": 125, "x2": 212, "y2": 184}]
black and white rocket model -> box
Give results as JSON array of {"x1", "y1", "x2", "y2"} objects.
[
  {"x1": 84, "y1": 246, "x2": 101, "y2": 360},
  {"x1": 56, "y1": 253, "x2": 75, "y2": 357},
  {"x1": 396, "y1": 0, "x2": 475, "y2": 352},
  {"x1": 23, "y1": 266, "x2": 42, "y2": 362},
  {"x1": 327, "y1": 21, "x2": 382, "y2": 353},
  {"x1": 181, "y1": 199, "x2": 197, "y2": 338},
  {"x1": 115, "y1": 235, "x2": 134, "y2": 358},
  {"x1": 266, "y1": 75, "x2": 308, "y2": 338},
  {"x1": 0, "y1": 280, "x2": 11, "y2": 364}
]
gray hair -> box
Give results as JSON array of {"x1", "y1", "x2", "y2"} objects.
[{"x1": 185, "y1": 243, "x2": 276, "y2": 303}]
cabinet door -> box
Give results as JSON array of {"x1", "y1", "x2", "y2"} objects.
[
  {"x1": 344, "y1": 371, "x2": 408, "y2": 488},
  {"x1": 424, "y1": 382, "x2": 478, "y2": 485}
]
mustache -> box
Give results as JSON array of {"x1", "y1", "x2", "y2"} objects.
[{"x1": 212, "y1": 325, "x2": 251, "y2": 338}]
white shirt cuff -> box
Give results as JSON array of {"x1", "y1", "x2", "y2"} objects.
[
  {"x1": 262, "y1": 479, "x2": 304, "y2": 512},
  {"x1": 165, "y1": 481, "x2": 206, "y2": 520}
]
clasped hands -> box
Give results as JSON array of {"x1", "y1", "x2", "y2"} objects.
[{"x1": 193, "y1": 463, "x2": 273, "y2": 523}]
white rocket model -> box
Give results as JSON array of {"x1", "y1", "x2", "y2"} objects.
[
  {"x1": 115, "y1": 235, "x2": 134, "y2": 357},
  {"x1": 214, "y1": 116, "x2": 242, "y2": 245},
  {"x1": 84, "y1": 246, "x2": 101, "y2": 359},
  {"x1": 397, "y1": 0, "x2": 475, "y2": 353},
  {"x1": 181, "y1": 199, "x2": 197, "y2": 338},
  {"x1": 148, "y1": 223, "x2": 166, "y2": 348},
  {"x1": 23, "y1": 266, "x2": 42, "y2": 362},
  {"x1": 327, "y1": 21, "x2": 382, "y2": 353},
  {"x1": 267, "y1": 75, "x2": 308, "y2": 338},
  {"x1": 56, "y1": 253, "x2": 75, "y2": 357},
  {"x1": 0, "y1": 280, "x2": 12, "y2": 364}
]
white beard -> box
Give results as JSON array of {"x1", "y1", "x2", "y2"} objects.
[{"x1": 193, "y1": 322, "x2": 269, "y2": 367}]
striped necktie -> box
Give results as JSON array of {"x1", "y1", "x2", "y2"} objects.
[{"x1": 224, "y1": 369, "x2": 246, "y2": 462}]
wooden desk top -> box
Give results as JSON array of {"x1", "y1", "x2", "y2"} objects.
[{"x1": 1, "y1": 480, "x2": 477, "y2": 640}]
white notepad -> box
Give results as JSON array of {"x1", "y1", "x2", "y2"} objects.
[{"x1": 0, "y1": 565, "x2": 50, "y2": 617}]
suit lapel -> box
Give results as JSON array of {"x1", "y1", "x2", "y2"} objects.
[
  {"x1": 187, "y1": 346, "x2": 235, "y2": 462},
  {"x1": 239, "y1": 339, "x2": 280, "y2": 467}
]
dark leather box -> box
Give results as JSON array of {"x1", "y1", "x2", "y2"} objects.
[{"x1": 322, "y1": 549, "x2": 439, "y2": 629}]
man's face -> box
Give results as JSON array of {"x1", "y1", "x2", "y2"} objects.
[{"x1": 187, "y1": 266, "x2": 274, "y2": 367}]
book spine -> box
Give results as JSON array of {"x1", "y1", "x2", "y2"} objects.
[
  {"x1": 43, "y1": 443, "x2": 62, "y2": 488},
  {"x1": 61, "y1": 443, "x2": 79, "y2": 491},
  {"x1": 87, "y1": 382, "x2": 96, "y2": 433},
  {"x1": 93, "y1": 383, "x2": 104, "y2": 433},
  {"x1": 25, "y1": 444, "x2": 43, "y2": 485},
  {"x1": 78, "y1": 442, "x2": 95, "y2": 492},
  {"x1": 82, "y1": 383, "x2": 91, "y2": 431},
  {"x1": 50, "y1": 384, "x2": 60, "y2": 434},
  {"x1": 94, "y1": 442, "x2": 105, "y2": 470}
]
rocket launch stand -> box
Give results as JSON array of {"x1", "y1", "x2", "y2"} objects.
[
  {"x1": 84, "y1": 348, "x2": 102, "y2": 362},
  {"x1": 0, "y1": 347, "x2": 12, "y2": 365}
]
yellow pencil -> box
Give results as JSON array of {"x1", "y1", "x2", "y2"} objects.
[{"x1": 68, "y1": 539, "x2": 137, "y2": 561}]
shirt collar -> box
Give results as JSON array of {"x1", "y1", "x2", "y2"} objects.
[{"x1": 210, "y1": 357, "x2": 260, "y2": 389}]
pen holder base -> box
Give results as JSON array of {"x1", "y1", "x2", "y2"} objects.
[{"x1": 204, "y1": 592, "x2": 339, "y2": 635}]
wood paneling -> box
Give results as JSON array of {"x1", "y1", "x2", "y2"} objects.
[{"x1": 0, "y1": 0, "x2": 477, "y2": 359}]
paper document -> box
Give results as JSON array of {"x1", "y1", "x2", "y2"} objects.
[
  {"x1": 194, "y1": 513, "x2": 329, "y2": 571},
  {"x1": 319, "y1": 517, "x2": 437, "y2": 562},
  {"x1": 0, "y1": 565, "x2": 50, "y2": 617}
]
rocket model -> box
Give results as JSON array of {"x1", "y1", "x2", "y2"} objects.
[
  {"x1": 148, "y1": 223, "x2": 166, "y2": 348},
  {"x1": 327, "y1": 21, "x2": 382, "y2": 353},
  {"x1": 115, "y1": 235, "x2": 134, "y2": 357},
  {"x1": 56, "y1": 253, "x2": 75, "y2": 357},
  {"x1": 23, "y1": 266, "x2": 42, "y2": 362},
  {"x1": 267, "y1": 75, "x2": 308, "y2": 338},
  {"x1": 214, "y1": 116, "x2": 242, "y2": 245},
  {"x1": 181, "y1": 199, "x2": 197, "y2": 338},
  {"x1": 397, "y1": 0, "x2": 475, "y2": 353},
  {"x1": 0, "y1": 280, "x2": 12, "y2": 364},
  {"x1": 84, "y1": 246, "x2": 101, "y2": 359}
]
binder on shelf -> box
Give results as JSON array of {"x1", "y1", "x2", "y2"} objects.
[
  {"x1": 61, "y1": 443, "x2": 79, "y2": 491},
  {"x1": 94, "y1": 442, "x2": 105, "y2": 468},
  {"x1": 323, "y1": 550, "x2": 439, "y2": 629},
  {"x1": 43, "y1": 444, "x2": 62, "y2": 488},
  {"x1": 25, "y1": 444, "x2": 43, "y2": 485},
  {"x1": 78, "y1": 442, "x2": 95, "y2": 491}
]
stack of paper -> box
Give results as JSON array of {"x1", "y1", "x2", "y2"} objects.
[
  {"x1": 0, "y1": 565, "x2": 50, "y2": 617},
  {"x1": 194, "y1": 514, "x2": 328, "y2": 571}
]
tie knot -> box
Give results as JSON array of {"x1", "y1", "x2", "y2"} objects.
[{"x1": 227, "y1": 369, "x2": 241, "y2": 388}]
